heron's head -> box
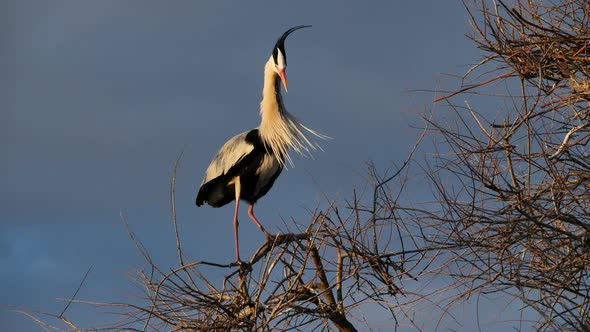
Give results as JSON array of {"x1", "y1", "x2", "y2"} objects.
[{"x1": 271, "y1": 25, "x2": 311, "y2": 92}]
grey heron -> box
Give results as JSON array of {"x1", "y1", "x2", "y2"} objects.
[{"x1": 196, "y1": 25, "x2": 326, "y2": 263}]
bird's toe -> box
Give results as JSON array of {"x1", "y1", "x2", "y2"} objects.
[{"x1": 231, "y1": 260, "x2": 252, "y2": 272}]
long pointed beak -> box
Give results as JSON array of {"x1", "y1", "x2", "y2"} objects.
[{"x1": 278, "y1": 68, "x2": 288, "y2": 92}]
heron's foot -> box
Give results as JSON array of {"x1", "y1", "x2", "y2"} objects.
[
  {"x1": 263, "y1": 230, "x2": 274, "y2": 239},
  {"x1": 264, "y1": 231, "x2": 282, "y2": 242},
  {"x1": 230, "y1": 260, "x2": 252, "y2": 272}
]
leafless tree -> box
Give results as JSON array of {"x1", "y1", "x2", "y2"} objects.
[
  {"x1": 110, "y1": 136, "x2": 438, "y2": 331},
  {"x1": 425, "y1": 0, "x2": 590, "y2": 330}
]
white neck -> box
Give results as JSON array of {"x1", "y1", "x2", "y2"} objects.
[{"x1": 258, "y1": 56, "x2": 326, "y2": 167}]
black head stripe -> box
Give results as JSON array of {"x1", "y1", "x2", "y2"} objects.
[
  {"x1": 272, "y1": 47, "x2": 279, "y2": 64},
  {"x1": 272, "y1": 25, "x2": 311, "y2": 65}
]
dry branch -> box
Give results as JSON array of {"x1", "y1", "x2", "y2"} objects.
[{"x1": 424, "y1": 0, "x2": 590, "y2": 330}]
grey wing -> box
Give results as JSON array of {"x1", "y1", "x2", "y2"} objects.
[{"x1": 201, "y1": 131, "x2": 255, "y2": 185}]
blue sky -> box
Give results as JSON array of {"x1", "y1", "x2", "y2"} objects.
[{"x1": 1, "y1": 1, "x2": 531, "y2": 330}]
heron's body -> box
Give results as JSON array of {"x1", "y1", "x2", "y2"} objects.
[
  {"x1": 196, "y1": 26, "x2": 325, "y2": 262},
  {"x1": 196, "y1": 129, "x2": 283, "y2": 207}
]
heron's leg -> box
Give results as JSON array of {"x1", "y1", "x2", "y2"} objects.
[
  {"x1": 232, "y1": 177, "x2": 241, "y2": 262},
  {"x1": 248, "y1": 204, "x2": 272, "y2": 238}
]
